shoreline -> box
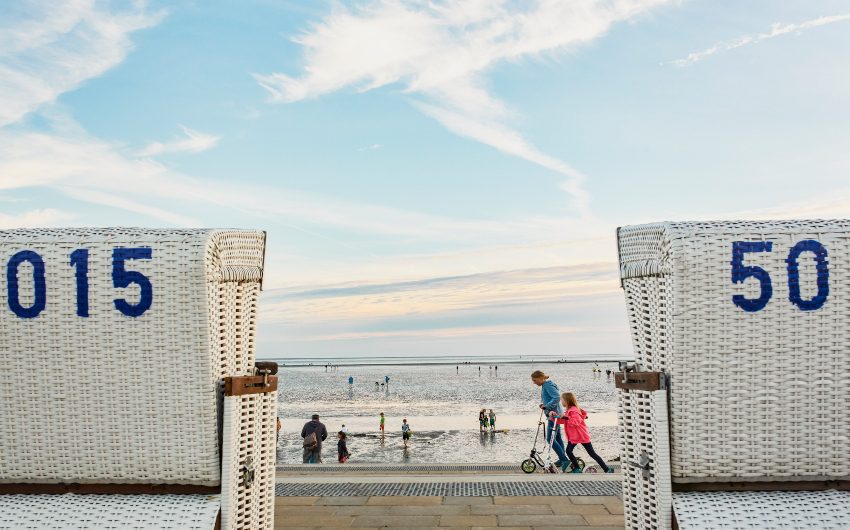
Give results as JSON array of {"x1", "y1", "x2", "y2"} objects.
[
  {"x1": 278, "y1": 411, "x2": 619, "y2": 434},
  {"x1": 264, "y1": 358, "x2": 631, "y2": 368}
]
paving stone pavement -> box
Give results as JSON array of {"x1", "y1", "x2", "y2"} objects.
[
  {"x1": 275, "y1": 481, "x2": 622, "y2": 497},
  {"x1": 274, "y1": 495, "x2": 625, "y2": 529}
]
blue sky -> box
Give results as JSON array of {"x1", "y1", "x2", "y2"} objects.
[{"x1": 2, "y1": 0, "x2": 849, "y2": 359}]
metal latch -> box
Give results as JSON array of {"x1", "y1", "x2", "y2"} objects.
[
  {"x1": 254, "y1": 361, "x2": 279, "y2": 388},
  {"x1": 241, "y1": 456, "x2": 255, "y2": 488},
  {"x1": 618, "y1": 361, "x2": 642, "y2": 384},
  {"x1": 627, "y1": 451, "x2": 651, "y2": 479}
]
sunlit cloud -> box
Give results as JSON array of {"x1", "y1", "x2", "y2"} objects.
[
  {"x1": 0, "y1": 1, "x2": 164, "y2": 127},
  {"x1": 255, "y1": 0, "x2": 675, "y2": 215},
  {"x1": 357, "y1": 143, "x2": 382, "y2": 151},
  {"x1": 137, "y1": 125, "x2": 221, "y2": 157},
  {"x1": 0, "y1": 208, "x2": 76, "y2": 229},
  {"x1": 285, "y1": 324, "x2": 582, "y2": 342},
  {"x1": 671, "y1": 14, "x2": 850, "y2": 66},
  {"x1": 257, "y1": 264, "x2": 630, "y2": 357},
  {"x1": 261, "y1": 263, "x2": 621, "y2": 324}
]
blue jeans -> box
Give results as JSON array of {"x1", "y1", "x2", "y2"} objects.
[{"x1": 546, "y1": 419, "x2": 568, "y2": 463}]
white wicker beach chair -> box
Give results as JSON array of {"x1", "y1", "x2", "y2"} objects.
[
  {"x1": 615, "y1": 221, "x2": 850, "y2": 530},
  {"x1": 0, "y1": 228, "x2": 278, "y2": 530}
]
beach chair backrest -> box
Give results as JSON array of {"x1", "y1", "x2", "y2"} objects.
[
  {"x1": 0, "y1": 228, "x2": 266, "y2": 486},
  {"x1": 617, "y1": 220, "x2": 850, "y2": 483}
]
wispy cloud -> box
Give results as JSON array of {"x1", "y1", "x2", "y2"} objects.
[
  {"x1": 672, "y1": 14, "x2": 850, "y2": 67},
  {"x1": 0, "y1": 1, "x2": 164, "y2": 127},
  {"x1": 0, "y1": 208, "x2": 76, "y2": 229},
  {"x1": 262, "y1": 263, "x2": 619, "y2": 323},
  {"x1": 255, "y1": 0, "x2": 673, "y2": 214},
  {"x1": 137, "y1": 125, "x2": 221, "y2": 157},
  {"x1": 257, "y1": 263, "x2": 628, "y2": 355},
  {"x1": 0, "y1": 118, "x2": 611, "y2": 261},
  {"x1": 284, "y1": 324, "x2": 581, "y2": 343},
  {"x1": 357, "y1": 143, "x2": 382, "y2": 151}
]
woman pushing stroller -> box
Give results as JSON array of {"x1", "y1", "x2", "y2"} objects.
[{"x1": 553, "y1": 392, "x2": 613, "y2": 474}]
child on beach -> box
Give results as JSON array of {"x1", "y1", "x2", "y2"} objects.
[
  {"x1": 554, "y1": 392, "x2": 613, "y2": 474},
  {"x1": 401, "y1": 418, "x2": 411, "y2": 447},
  {"x1": 379, "y1": 412, "x2": 385, "y2": 433},
  {"x1": 337, "y1": 431, "x2": 350, "y2": 463}
]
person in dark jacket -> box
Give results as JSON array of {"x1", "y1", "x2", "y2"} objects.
[
  {"x1": 301, "y1": 414, "x2": 328, "y2": 463},
  {"x1": 337, "y1": 431, "x2": 350, "y2": 463}
]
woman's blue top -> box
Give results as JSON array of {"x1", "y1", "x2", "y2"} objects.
[{"x1": 540, "y1": 380, "x2": 563, "y2": 415}]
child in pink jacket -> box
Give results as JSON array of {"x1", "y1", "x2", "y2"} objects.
[{"x1": 554, "y1": 392, "x2": 613, "y2": 473}]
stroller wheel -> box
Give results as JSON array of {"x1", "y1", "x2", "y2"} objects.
[{"x1": 520, "y1": 459, "x2": 536, "y2": 474}]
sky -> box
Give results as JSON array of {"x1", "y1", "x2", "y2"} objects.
[{"x1": 1, "y1": 0, "x2": 849, "y2": 360}]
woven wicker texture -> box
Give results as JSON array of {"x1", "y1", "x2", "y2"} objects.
[
  {"x1": 619, "y1": 388, "x2": 672, "y2": 530},
  {"x1": 0, "y1": 493, "x2": 220, "y2": 529},
  {"x1": 221, "y1": 392, "x2": 277, "y2": 530},
  {"x1": 618, "y1": 221, "x2": 850, "y2": 481},
  {"x1": 672, "y1": 490, "x2": 850, "y2": 529},
  {"x1": 0, "y1": 229, "x2": 265, "y2": 485}
]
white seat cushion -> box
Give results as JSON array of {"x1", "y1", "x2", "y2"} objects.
[
  {"x1": 673, "y1": 490, "x2": 850, "y2": 530},
  {"x1": 0, "y1": 493, "x2": 220, "y2": 529}
]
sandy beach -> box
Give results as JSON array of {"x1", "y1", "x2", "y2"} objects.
[{"x1": 276, "y1": 361, "x2": 621, "y2": 465}]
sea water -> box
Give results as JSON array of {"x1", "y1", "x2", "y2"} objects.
[{"x1": 275, "y1": 361, "x2": 621, "y2": 465}]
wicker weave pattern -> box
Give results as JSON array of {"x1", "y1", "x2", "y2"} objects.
[
  {"x1": 221, "y1": 392, "x2": 277, "y2": 530},
  {"x1": 619, "y1": 388, "x2": 672, "y2": 529},
  {"x1": 618, "y1": 221, "x2": 850, "y2": 481},
  {"x1": 0, "y1": 493, "x2": 220, "y2": 529},
  {"x1": 0, "y1": 228, "x2": 265, "y2": 485},
  {"x1": 672, "y1": 490, "x2": 850, "y2": 529}
]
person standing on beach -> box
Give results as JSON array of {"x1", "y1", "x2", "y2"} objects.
[
  {"x1": 379, "y1": 412, "x2": 385, "y2": 434},
  {"x1": 385, "y1": 375, "x2": 390, "y2": 386},
  {"x1": 301, "y1": 414, "x2": 328, "y2": 463},
  {"x1": 479, "y1": 409, "x2": 486, "y2": 432},
  {"x1": 556, "y1": 392, "x2": 613, "y2": 474},
  {"x1": 531, "y1": 370, "x2": 569, "y2": 468},
  {"x1": 349, "y1": 376, "x2": 354, "y2": 385},
  {"x1": 456, "y1": 365, "x2": 459, "y2": 374},
  {"x1": 489, "y1": 409, "x2": 496, "y2": 432},
  {"x1": 401, "y1": 418, "x2": 411, "y2": 447},
  {"x1": 337, "y1": 431, "x2": 351, "y2": 463}
]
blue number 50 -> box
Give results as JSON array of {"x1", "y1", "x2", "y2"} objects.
[
  {"x1": 731, "y1": 241, "x2": 773, "y2": 312},
  {"x1": 113, "y1": 248, "x2": 153, "y2": 317}
]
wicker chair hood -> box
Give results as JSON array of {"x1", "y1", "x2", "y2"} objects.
[
  {"x1": 0, "y1": 228, "x2": 266, "y2": 487},
  {"x1": 617, "y1": 220, "x2": 850, "y2": 482}
]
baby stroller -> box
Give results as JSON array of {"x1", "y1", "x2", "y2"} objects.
[{"x1": 521, "y1": 410, "x2": 584, "y2": 473}]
